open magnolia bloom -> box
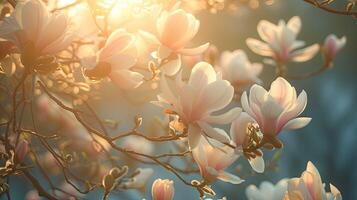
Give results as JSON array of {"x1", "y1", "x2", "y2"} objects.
[
  {"x1": 322, "y1": 34, "x2": 346, "y2": 65},
  {"x1": 0, "y1": 0, "x2": 74, "y2": 67},
  {"x1": 218, "y1": 50, "x2": 262, "y2": 86},
  {"x1": 241, "y1": 77, "x2": 311, "y2": 140},
  {"x1": 284, "y1": 162, "x2": 342, "y2": 200},
  {"x1": 245, "y1": 179, "x2": 288, "y2": 200},
  {"x1": 82, "y1": 29, "x2": 144, "y2": 90},
  {"x1": 230, "y1": 112, "x2": 265, "y2": 173},
  {"x1": 140, "y1": 6, "x2": 209, "y2": 76},
  {"x1": 154, "y1": 61, "x2": 241, "y2": 148},
  {"x1": 192, "y1": 136, "x2": 243, "y2": 184},
  {"x1": 246, "y1": 16, "x2": 319, "y2": 65}
]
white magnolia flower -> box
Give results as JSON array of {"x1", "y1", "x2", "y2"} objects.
[
  {"x1": 123, "y1": 168, "x2": 154, "y2": 189},
  {"x1": 151, "y1": 179, "x2": 175, "y2": 200},
  {"x1": 246, "y1": 16, "x2": 319, "y2": 65},
  {"x1": 246, "y1": 179, "x2": 288, "y2": 200},
  {"x1": 218, "y1": 50, "x2": 262, "y2": 85},
  {"x1": 154, "y1": 61, "x2": 241, "y2": 148},
  {"x1": 322, "y1": 34, "x2": 346, "y2": 64},
  {"x1": 82, "y1": 29, "x2": 144, "y2": 90},
  {"x1": 230, "y1": 112, "x2": 265, "y2": 173},
  {"x1": 192, "y1": 136, "x2": 243, "y2": 184},
  {"x1": 140, "y1": 7, "x2": 209, "y2": 76},
  {"x1": 241, "y1": 77, "x2": 311, "y2": 137},
  {"x1": 284, "y1": 162, "x2": 342, "y2": 200},
  {"x1": 0, "y1": 0, "x2": 74, "y2": 65}
]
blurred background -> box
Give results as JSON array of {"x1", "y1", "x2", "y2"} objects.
[{"x1": 4, "y1": 0, "x2": 357, "y2": 199}]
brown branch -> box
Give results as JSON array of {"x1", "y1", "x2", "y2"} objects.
[{"x1": 303, "y1": 0, "x2": 357, "y2": 18}]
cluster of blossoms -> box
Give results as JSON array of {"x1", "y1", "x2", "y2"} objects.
[{"x1": 0, "y1": 0, "x2": 347, "y2": 199}]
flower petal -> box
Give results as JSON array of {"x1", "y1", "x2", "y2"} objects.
[
  {"x1": 283, "y1": 117, "x2": 311, "y2": 130},
  {"x1": 217, "y1": 171, "x2": 244, "y2": 184},
  {"x1": 203, "y1": 107, "x2": 241, "y2": 125}
]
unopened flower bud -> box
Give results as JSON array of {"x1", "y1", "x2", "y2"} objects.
[
  {"x1": 15, "y1": 140, "x2": 29, "y2": 163},
  {"x1": 322, "y1": 34, "x2": 346, "y2": 66},
  {"x1": 151, "y1": 179, "x2": 175, "y2": 200}
]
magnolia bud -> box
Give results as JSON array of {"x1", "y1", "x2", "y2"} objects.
[
  {"x1": 322, "y1": 34, "x2": 346, "y2": 66},
  {"x1": 15, "y1": 140, "x2": 29, "y2": 163},
  {"x1": 151, "y1": 179, "x2": 175, "y2": 200}
]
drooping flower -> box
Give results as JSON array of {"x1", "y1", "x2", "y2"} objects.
[
  {"x1": 218, "y1": 50, "x2": 262, "y2": 85},
  {"x1": 0, "y1": 0, "x2": 74, "y2": 66},
  {"x1": 230, "y1": 112, "x2": 265, "y2": 173},
  {"x1": 246, "y1": 16, "x2": 319, "y2": 65},
  {"x1": 139, "y1": 6, "x2": 209, "y2": 76},
  {"x1": 322, "y1": 34, "x2": 346, "y2": 65},
  {"x1": 151, "y1": 179, "x2": 175, "y2": 200},
  {"x1": 284, "y1": 162, "x2": 342, "y2": 200},
  {"x1": 245, "y1": 179, "x2": 288, "y2": 200},
  {"x1": 192, "y1": 135, "x2": 243, "y2": 184},
  {"x1": 154, "y1": 61, "x2": 241, "y2": 148},
  {"x1": 83, "y1": 29, "x2": 144, "y2": 90},
  {"x1": 241, "y1": 77, "x2": 311, "y2": 137}
]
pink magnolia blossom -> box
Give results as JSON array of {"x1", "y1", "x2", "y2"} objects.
[
  {"x1": 154, "y1": 62, "x2": 241, "y2": 148},
  {"x1": 246, "y1": 16, "x2": 319, "y2": 65},
  {"x1": 241, "y1": 77, "x2": 311, "y2": 137},
  {"x1": 139, "y1": 6, "x2": 209, "y2": 76},
  {"x1": 192, "y1": 136, "x2": 243, "y2": 184},
  {"x1": 151, "y1": 179, "x2": 175, "y2": 200},
  {"x1": 284, "y1": 162, "x2": 342, "y2": 200},
  {"x1": 97, "y1": 29, "x2": 144, "y2": 90},
  {"x1": 218, "y1": 50, "x2": 262, "y2": 85},
  {"x1": 0, "y1": 0, "x2": 73, "y2": 61},
  {"x1": 230, "y1": 112, "x2": 265, "y2": 173},
  {"x1": 323, "y1": 34, "x2": 346, "y2": 64},
  {"x1": 25, "y1": 190, "x2": 41, "y2": 200}
]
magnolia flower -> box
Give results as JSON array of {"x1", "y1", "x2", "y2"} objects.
[
  {"x1": 192, "y1": 136, "x2": 243, "y2": 184},
  {"x1": 246, "y1": 179, "x2": 288, "y2": 200},
  {"x1": 322, "y1": 34, "x2": 346, "y2": 64},
  {"x1": 284, "y1": 162, "x2": 342, "y2": 200},
  {"x1": 154, "y1": 62, "x2": 241, "y2": 148},
  {"x1": 123, "y1": 168, "x2": 154, "y2": 189},
  {"x1": 84, "y1": 29, "x2": 144, "y2": 90},
  {"x1": 230, "y1": 112, "x2": 265, "y2": 173},
  {"x1": 0, "y1": 0, "x2": 73, "y2": 66},
  {"x1": 246, "y1": 16, "x2": 319, "y2": 65},
  {"x1": 140, "y1": 6, "x2": 209, "y2": 76},
  {"x1": 151, "y1": 179, "x2": 175, "y2": 200},
  {"x1": 218, "y1": 50, "x2": 262, "y2": 85},
  {"x1": 241, "y1": 77, "x2": 311, "y2": 137}
]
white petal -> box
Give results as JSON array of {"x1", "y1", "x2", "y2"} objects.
[
  {"x1": 161, "y1": 55, "x2": 181, "y2": 76},
  {"x1": 257, "y1": 20, "x2": 277, "y2": 42},
  {"x1": 109, "y1": 69, "x2": 144, "y2": 90},
  {"x1": 203, "y1": 107, "x2": 242, "y2": 124},
  {"x1": 283, "y1": 117, "x2": 311, "y2": 130},
  {"x1": 197, "y1": 122, "x2": 230, "y2": 144},
  {"x1": 248, "y1": 154, "x2": 265, "y2": 173},
  {"x1": 217, "y1": 171, "x2": 244, "y2": 184},
  {"x1": 246, "y1": 38, "x2": 274, "y2": 57},
  {"x1": 188, "y1": 62, "x2": 217, "y2": 86},
  {"x1": 188, "y1": 124, "x2": 202, "y2": 149},
  {"x1": 178, "y1": 43, "x2": 209, "y2": 55},
  {"x1": 291, "y1": 44, "x2": 319, "y2": 62},
  {"x1": 287, "y1": 16, "x2": 301, "y2": 35}
]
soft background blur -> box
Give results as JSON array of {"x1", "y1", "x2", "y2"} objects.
[{"x1": 5, "y1": 0, "x2": 357, "y2": 199}]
